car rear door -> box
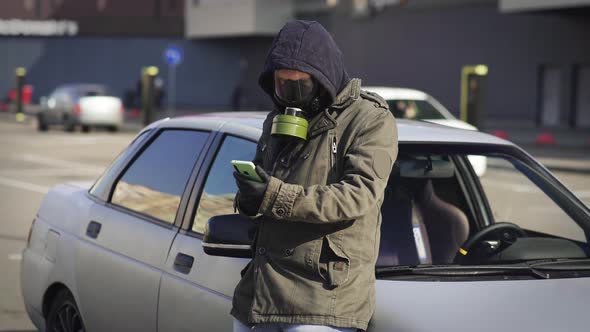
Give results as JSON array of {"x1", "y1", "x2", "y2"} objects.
[
  {"x1": 76, "y1": 129, "x2": 212, "y2": 331},
  {"x1": 158, "y1": 134, "x2": 257, "y2": 331}
]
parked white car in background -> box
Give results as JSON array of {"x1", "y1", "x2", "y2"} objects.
[
  {"x1": 365, "y1": 86, "x2": 487, "y2": 175},
  {"x1": 38, "y1": 84, "x2": 123, "y2": 133}
]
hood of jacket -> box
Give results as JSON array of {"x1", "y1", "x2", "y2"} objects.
[{"x1": 258, "y1": 20, "x2": 350, "y2": 103}]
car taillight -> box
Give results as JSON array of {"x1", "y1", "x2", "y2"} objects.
[
  {"x1": 27, "y1": 218, "x2": 36, "y2": 247},
  {"x1": 74, "y1": 103, "x2": 81, "y2": 115},
  {"x1": 120, "y1": 105, "x2": 125, "y2": 114}
]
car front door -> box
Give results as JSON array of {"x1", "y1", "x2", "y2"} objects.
[
  {"x1": 76, "y1": 129, "x2": 211, "y2": 331},
  {"x1": 158, "y1": 134, "x2": 257, "y2": 331}
]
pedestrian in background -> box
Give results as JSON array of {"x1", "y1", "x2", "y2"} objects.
[{"x1": 231, "y1": 58, "x2": 249, "y2": 112}]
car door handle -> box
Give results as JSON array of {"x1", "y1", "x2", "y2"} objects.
[
  {"x1": 174, "y1": 253, "x2": 194, "y2": 274},
  {"x1": 86, "y1": 221, "x2": 101, "y2": 239}
]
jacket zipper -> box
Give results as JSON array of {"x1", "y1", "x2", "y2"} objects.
[
  {"x1": 332, "y1": 136, "x2": 337, "y2": 154},
  {"x1": 330, "y1": 135, "x2": 337, "y2": 181}
]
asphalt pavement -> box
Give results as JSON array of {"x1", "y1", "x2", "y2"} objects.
[
  {"x1": 0, "y1": 119, "x2": 135, "y2": 331},
  {"x1": 0, "y1": 115, "x2": 588, "y2": 331}
]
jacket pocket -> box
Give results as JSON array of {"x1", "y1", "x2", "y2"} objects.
[{"x1": 318, "y1": 236, "x2": 350, "y2": 288}]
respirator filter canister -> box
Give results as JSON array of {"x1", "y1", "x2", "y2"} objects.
[{"x1": 271, "y1": 107, "x2": 309, "y2": 141}]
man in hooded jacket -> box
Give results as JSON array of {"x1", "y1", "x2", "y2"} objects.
[{"x1": 232, "y1": 20, "x2": 398, "y2": 332}]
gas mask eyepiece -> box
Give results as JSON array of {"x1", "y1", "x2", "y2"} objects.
[{"x1": 274, "y1": 71, "x2": 317, "y2": 108}]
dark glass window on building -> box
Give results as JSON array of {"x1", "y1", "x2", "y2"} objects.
[
  {"x1": 192, "y1": 136, "x2": 257, "y2": 234},
  {"x1": 575, "y1": 65, "x2": 590, "y2": 128},
  {"x1": 112, "y1": 130, "x2": 209, "y2": 224},
  {"x1": 539, "y1": 66, "x2": 563, "y2": 127}
]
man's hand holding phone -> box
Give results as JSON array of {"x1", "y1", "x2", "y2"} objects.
[{"x1": 232, "y1": 161, "x2": 270, "y2": 216}]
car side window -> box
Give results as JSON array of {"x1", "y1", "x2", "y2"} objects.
[
  {"x1": 53, "y1": 90, "x2": 71, "y2": 104},
  {"x1": 90, "y1": 130, "x2": 151, "y2": 199},
  {"x1": 479, "y1": 156, "x2": 586, "y2": 243},
  {"x1": 111, "y1": 130, "x2": 209, "y2": 224},
  {"x1": 192, "y1": 135, "x2": 257, "y2": 234}
]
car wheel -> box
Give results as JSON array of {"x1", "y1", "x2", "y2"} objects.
[
  {"x1": 64, "y1": 117, "x2": 75, "y2": 132},
  {"x1": 37, "y1": 114, "x2": 48, "y2": 132},
  {"x1": 46, "y1": 289, "x2": 86, "y2": 332},
  {"x1": 81, "y1": 125, "x2": 90, "y2": 133},
  {"x1": 107, "y1": 125, "x2": 119, "y2": 133}
]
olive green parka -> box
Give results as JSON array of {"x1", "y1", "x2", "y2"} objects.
[{"x1": 231, "y1": 77, "x2": 398, "y2": 330}]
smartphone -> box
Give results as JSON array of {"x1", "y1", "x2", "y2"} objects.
[{"x1": 231, "y1": 160, "x2": 263, "y2": 183}]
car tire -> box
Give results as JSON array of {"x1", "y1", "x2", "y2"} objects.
[
  {"x1": 81, "y1": 125, "x2": 91, "y2": 133},
  {"x1": 37, "y1": 114, "x2": 48, "y2": 132},
  {"x1": 107, "y1": 125, "x2": 119, "y2": 133},
  {"x1": 46, "y1": 289, "x2": 86, "y2": 332},
  {"x1": 64, "y1": 116, "x2": 75, "y2": 132}
]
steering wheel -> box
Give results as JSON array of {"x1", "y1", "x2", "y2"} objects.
[{"x1": 453, "y1": 222, "x2": 527, "y2": 264}]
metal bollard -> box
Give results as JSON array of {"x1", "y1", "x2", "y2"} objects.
[
  {"x1": 142, "y1": 66, "x2": 159, "y2": 126},
  {"x1": 15, "y1": 67, "x2": 26, "y2": 122}
]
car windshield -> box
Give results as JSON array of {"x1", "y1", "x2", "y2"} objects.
[
  {"x1": 386, "y1": 99, "x2": 447, "y2": 120},
  {"x1": 377, "y1": 145, "x2": 590, "y2": 279},
  {"x1": 51, "y1": 85, "x2": 110, "y2": 101},
  {"x1": 73, "y1": 86, "x2": 109, "y2": 99}
]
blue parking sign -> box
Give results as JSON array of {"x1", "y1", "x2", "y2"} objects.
[{"x1": 164, "y1": 46, "x2": 183, "y2": 66}]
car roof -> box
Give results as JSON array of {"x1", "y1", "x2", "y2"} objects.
[
  {"x1": 152, "y1": 112, "x2": 513, "y2": 147},
  {"x1": 363, "y1": 86, "x2": 430, "y2": 101},
  {"x1": 363, "y1": 86, "x2": 457, "y2": 120},
  {"x1": 54, "y1": 84, "x2": 107, "y2": 92}
]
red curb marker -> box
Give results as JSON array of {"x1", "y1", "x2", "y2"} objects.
[
  {"x1": 492, "y1": 130, "x2": 509, "y2": 140},
  {"x1": 536, "y1": 132, "x2": 556, "y2": 145}
]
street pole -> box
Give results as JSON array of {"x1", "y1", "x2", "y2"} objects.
[
  {"x1": 168, "y1": 63, "x2": 176, "y2": 117},
  {"x1": 163, "y1": 46, "x2": 182, "y2": 117}
]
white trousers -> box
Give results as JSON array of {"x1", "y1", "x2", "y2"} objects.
[{"x1": 233, "y1": 319, "x2": 357, "y2": 332}]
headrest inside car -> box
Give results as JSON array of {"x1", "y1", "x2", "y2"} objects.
[{"x1": 395, "y1": 157, "x2": 455, "y2": 179}]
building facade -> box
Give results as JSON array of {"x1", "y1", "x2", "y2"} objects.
[{"x1": 1, "y1": 0, "x2": 589, "y2": 127}]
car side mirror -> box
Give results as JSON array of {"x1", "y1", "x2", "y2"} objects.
[{"x1": 202, "y1": 214, "x2": 257, "y2": 258}]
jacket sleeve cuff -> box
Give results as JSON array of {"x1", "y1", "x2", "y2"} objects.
[
  {"x1": 261, "y1": 178, "x2": 301, "y2": 220},
  {"x1": 258, "y1": 176, "x2": 282, "y2": 216}
]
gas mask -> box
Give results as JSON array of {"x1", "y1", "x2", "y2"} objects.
[{"x1": 271, "y1": 71, "x2": 321, "y2": 141}]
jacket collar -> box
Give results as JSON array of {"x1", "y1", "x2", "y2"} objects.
[
  {"x1": 307, "y1": 78, "x2": 361, "y2": 138},
  {"x1": 331, "y1": 78, "x2": 361, "y2": 110},
  {"x1": 308, "y1": 108, "x2": 337, "y2": 138}
]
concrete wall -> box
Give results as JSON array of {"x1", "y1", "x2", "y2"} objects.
[
  {"x1": 298, "y1": 3, "x2": 590, "y2": 124},
  {"x1": 0, "y1": 37, "x2": 242, "y2": 109},
  {"x1": 185, "y1": 0, "x2": 293, "y2": 38}
]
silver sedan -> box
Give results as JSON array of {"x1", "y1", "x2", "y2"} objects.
[{"x1": 21, "y1": 113, "x2": 590, "y2": 332}]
